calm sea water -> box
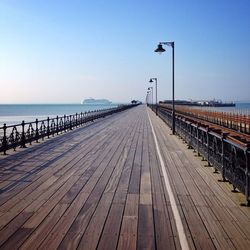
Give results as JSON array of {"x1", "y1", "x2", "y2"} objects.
[
  {"x1": 0, "y1": 103, "x2": 249, "y2": 127},
  {"x1": 0, "y1": 104, "x2": 118, "y2": 126}
]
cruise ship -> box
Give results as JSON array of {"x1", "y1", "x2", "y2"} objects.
[{"x1": 81, "y1": 98, "x2": 112, "y2": 105}]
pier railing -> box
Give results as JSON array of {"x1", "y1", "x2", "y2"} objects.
[
  {"x1": 160, "y1": 104, "x2": 250, "y2": 135},
  {"x1": 0, "y1": 104, "x2": 137, "y2": 155},
  {"x1": 156, "y1": 106, "x2": 250, "y2": 205}
]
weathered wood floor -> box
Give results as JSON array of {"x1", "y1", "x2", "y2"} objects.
[{"x1": 0, "y1": 105, "x2": 249, "y2": 249}]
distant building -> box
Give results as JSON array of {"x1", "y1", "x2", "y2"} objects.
[
  {"x1": 131, "y1": 100, "x2": 141, "y2": 104},
  {"x1": 160, "y1": 99, "x2": 235, "y2": 107}
]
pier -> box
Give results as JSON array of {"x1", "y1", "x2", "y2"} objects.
[{"x1": 0, "y1": 105, "x2": 250, "y2": 249}]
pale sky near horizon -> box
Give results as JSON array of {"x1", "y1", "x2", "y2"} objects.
[{"x1": 0, "y1": 0, "x2": 249, "y2": 104}]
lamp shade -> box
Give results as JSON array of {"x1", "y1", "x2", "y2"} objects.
[
  {"x1": 154, "y1": 44, "x2": 165, "y2": 53},
  {"x1": 149, "y1": 79, "x2": 153, "y2": 83}
]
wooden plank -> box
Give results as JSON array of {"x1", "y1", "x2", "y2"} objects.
[
  {"x1": 97, "y1": 117, "x2": 142, "y2": 250},
  {"x1": 147, "y1": 121, "x2": 180, "y2": 250},
  {"x1": 59, "y1": 117, "x2": 138, "y2": 249},
  {"x1": 137, "y1": 118, "x2": 155, "y2": 249},
  {"x1": 37, "y1": 113, "x2": 138, "y2": 249},
  {"x1": 0, "y1": 228, "x2": 33, "y2": 250},
  {"x1": 96, "y1": 204, "x2": 125, "y2": 250},
  {"x1": 76, "y1": 193, "x2": 114, "y2": 250},
  {"x1": 0, "y1": 175, "x2": 58, "y2": 228},
  {"x1": 77, "y1": 115, "x2": 141, "y2": 250},
  {"x1": 23, "y1": 175, "x2": 80, "y2": 228},
  {"x1": 115, "y1": 116, "x2": 144, "y2": 250},
  {"x1": 117, "y1": 194, "x2": 139, "y2": 250},
  {"x1": 18, "y1": 204, "x2": 68, "y2": 250},
  {"x1": 127, "y1": 122, "x2": 143, "y2": 195},
  {"x1": 137, "y1": 204, "x2": 155, "y2": 249},
  {"x1": 0, "y1": 212, "x2": 33, "y2": 247}
]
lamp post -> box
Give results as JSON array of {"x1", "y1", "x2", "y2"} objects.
[
  {"x1": 146, "y1": 91, "x2": 150, "y2": 106},
  {"x1": 154, "y1": 41, "x2": 175, "y2": 134},
  {"x1": 148, "y1": 87, "x2": 153, "y2": 109},
  {"x1": 149, "y1": 78, "x2": 158, "y2": 115},
  {"x1": 146, "y1": 91, "x2": 149, "y2": 105}
]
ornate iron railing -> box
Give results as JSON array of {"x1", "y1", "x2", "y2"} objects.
[
  {"x1": 159, "y1": 104, "x2": 250, "y2": 135},
  {"x1": 157, "y1": 106, "x2": 250, "y2": 205},
  {"x1": 0, "y1": 104, "x2": 138, "y2": 154}
]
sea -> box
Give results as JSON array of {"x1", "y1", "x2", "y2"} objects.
[
  {"x1": 0, "y1": 102, "x2": 249, "y2": 127},
  {"x1": 0, "y1": 104, "x2": 119, "y2": 127}
]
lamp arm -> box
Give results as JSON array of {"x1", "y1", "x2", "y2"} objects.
[{"x1": 160, "y1": 41, "x2": 174, "y2": 47}]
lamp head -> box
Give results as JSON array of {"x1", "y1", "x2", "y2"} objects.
[
  {"x1": 149, "y1": 78, "x2": 153, "y2": 83},
  {"x1": 148, "y1": 87, "x2": 150, "y2": 90},
  {"x1": 154, "y1": 43, "x2": 166, "y2": 54}
]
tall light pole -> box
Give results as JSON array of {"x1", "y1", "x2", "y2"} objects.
[
  {"x1": 149, "y1": 78, "x2": 158, "y2": 115},
  {"x1": 146, "y1": 91, "x2": 150, "y2": 106},
  {"x1": 148, "y1": 87, "x2": 153, "y2": 109},
  {"x1": 146, "y1": 91, "x2": 149, "y2": 105},
  {"x1": 154, "y1": 41, "x2": 175, "y2": 134}
]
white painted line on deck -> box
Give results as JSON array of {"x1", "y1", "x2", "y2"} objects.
[{"x1": 147, "y1": 110, "x2": 190, "y2": 250}]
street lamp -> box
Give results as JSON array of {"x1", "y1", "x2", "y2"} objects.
[
  {"x1": 148, "y1": 87, "x2": 153, "y2": 109},
  {"x1": 154, "y1": 41, "x2": 175, "y2": 134},
  {"x1": 149, "y1": 78, "x2": 158, "y2": 115}
]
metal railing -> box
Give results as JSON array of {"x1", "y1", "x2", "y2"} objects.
[
  {"x1": 157, "y1": 106, "x2": 250, "y2": 205},
  {"x1": 0, "y1": 104, "x2": 138, "y2": 155},
  {"x1": 160, "y1": 104, "x2": 250, "y2": 135}
]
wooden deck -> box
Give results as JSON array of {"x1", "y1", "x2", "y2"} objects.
[{"x1": 0, "y1": 105, "x2": 249, "y2": 249}]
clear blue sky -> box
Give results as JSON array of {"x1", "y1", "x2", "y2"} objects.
[{"x1": 0, "y1": 0, "x2": 249, "y2": 103}]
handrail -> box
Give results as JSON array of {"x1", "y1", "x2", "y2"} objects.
[{"x1": 0, "y1": 104, "x2": 138, "y2": 154}]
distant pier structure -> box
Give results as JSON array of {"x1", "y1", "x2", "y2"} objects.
[{"x1": 161, "y1": 99, "x2": 235, "y2": 107}]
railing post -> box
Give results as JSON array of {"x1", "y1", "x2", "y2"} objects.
[
  {"x1": 188, "y1": 123, "x2": 192, "y2": 149},
  {"x1": 35, "y1": 119, "x2": 39, "y2": 143},
  {"x1": 221, "y1": 132, "x2": 228, "y2": 181},
  {"x1": 56, "y1": 116, "x2": 59, "y2": 135},
  {"x1": 2, "y1": 123, "x2": 7, "y2": 155},
  {"x1": 206, "y1": 127, "x2": 210, "y2": 166},
  {"x1": 64, "y1": 115, "x2": 66, "y2": 132},
  {"x1": 244, "y1": 115, "x2": 246, "y2": 134},
  {"x1": 245, "y1": 147, "x2": 250, "y2": 206},
  {"x1": 70, "y1": 115, "x2": 72, "y2": 130},
  {"x1": 197, "y1": 123, "x2": 200, "y2": 156},
  {"x1": 47, "y1": 117, "x2": 50, "y2": 138},
  {"x1": 80, "y1": 112, "x2": 83, "y2": 125},
  {"x1": 20, "y1": 120, "x2": 27, "y2": 148},
  {"x1": 76, "y1": 113, "x2": 78, "y2": 127}
]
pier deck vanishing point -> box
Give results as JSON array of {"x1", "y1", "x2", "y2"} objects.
[{"x1": 0, "y1": 105, "x2": 249, "y2": 249}]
